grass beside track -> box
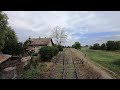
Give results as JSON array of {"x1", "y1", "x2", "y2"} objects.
[{"x1": 81, "y1": 48, "x2": 120, "y2": 78}]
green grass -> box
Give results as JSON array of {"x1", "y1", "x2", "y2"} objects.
[
  {"x1": 81, "y1": 47, "x2": 120, "y2": 78},
  {"x1": 19, "y1": 62, "x2": 47, "y2": 79}
]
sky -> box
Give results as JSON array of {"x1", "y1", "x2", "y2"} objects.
[{"x1": 4, "y1": 11, "x2": 120, "y2": 46}]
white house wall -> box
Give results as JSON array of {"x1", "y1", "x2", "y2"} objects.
[
  {"x1": 34, "y1": 41, "x2": 53, "y2": 53},
  {"x1": 47, "y1": 41, "x2": 53, "y2": 46},
  {"x1": 35, "y1": 46, "x2": 41, "y2": 53}
]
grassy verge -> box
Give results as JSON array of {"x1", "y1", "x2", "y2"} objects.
[
  {"x1": 81, "y1": 47, "x2": 120, "y2": 78},
  {"x1": 19, "y1": 62, "x2": 47, "y2": 79}
]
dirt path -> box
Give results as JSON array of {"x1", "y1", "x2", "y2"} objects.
[{"x1": 46, "y1": 48, "x2": 112, "y2": 79}]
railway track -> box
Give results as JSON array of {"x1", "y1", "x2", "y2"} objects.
[
  {"x1": 49, "y1": 48, "x2": 79, "y2": 79},
  {"x1": 70, "y1": 49, "x2": 79, "y2": 79},
  {"x1": 47, "y1": 48, "x2": 112, "y2": 79},
  {"x1": 62, "y1": 48, "x2": 79, "y2": 79}
]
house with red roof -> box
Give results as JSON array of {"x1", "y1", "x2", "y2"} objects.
[{"x1": 26, "y1": 37, "x2": 54, "y2": 53}]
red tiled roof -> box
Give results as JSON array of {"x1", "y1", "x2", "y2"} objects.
[
  {"x1": 0, "y1": 54, "x2": 11, "y2": 64},
  {"x1": 29, "y1": 38, "x2": 53, "y2": 46},
  {"x1": 26, "y1": 46, "x2": 35, "y2": 51}
]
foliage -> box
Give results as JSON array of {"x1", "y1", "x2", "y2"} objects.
[
  {"x1": 2, "y1": 26, "x2": 23, "y2": 55},
  {"x1": 72, "y1": 42, "x2": 81, "y2": 49},
  {"x1": 67, "y1": 46, "x2": 70, "y2": 48},
  {"x1": 39, "y1": 46, "x2": 59, "y2": 61},
  {"x1": 0, "y1": 11, "x2": 24, "y2": 55},
  {"x1": 23, "y1": 37, "x2": 31, "y2": 51},
  {"x1": 92, "y1": 43, "x2": 100, "y2": 50},
  {"x1": 90, "y1": 41, "x2": 120, "y2": 51},
  {"x1": 100, "y1": 43, "x2": 106, "y2": 50},
  {"x1": 2, "y1": 40, "x2": 24, "y2": 55},
  {"x1": 89, "y1": 45, "x2": 93, "y2": 49},
  {"x1": 0, "y1": 11, "x2": 8, "y2": 51},
  {"x1": 85, "y1": 45, "x2": 88, "y2": 47},
  {"x1": 20, "y1": 63, "x2": 47, "y2": 79},
  {"x1": 106, "y1": 41, "x2": 120, "y2": 51},
  {"x1": 57, "y1": 45, "x2": 63, "y2": 51},
  {"x1": 20, "y1": 67, "x2": 41, "y2": 79}
]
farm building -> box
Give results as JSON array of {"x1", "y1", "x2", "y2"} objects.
[{"x1": 26, "y1": 37, "x2": 54, "y2": 53}]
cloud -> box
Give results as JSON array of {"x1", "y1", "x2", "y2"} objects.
[{"x1": 4, "y1": 11, "x2": 120, "y2": 46}]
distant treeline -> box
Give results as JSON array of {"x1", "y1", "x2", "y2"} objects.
[{"x1": 90, "y1": 41, "x2": 120, "y2": 51}]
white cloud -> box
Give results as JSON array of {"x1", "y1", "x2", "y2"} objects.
[{"x1": 4, "y1": 11, "x2": 120, "y2": 46}]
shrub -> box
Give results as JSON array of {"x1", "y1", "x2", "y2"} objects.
[
  {"x1": 57, "y1": 45, "x2": 63, "y2": 51},
  {"x1": 52, "y1": 47, "x2": 59, "y2": 55},
  {"x1": 39, "y1": 46, "x2": 59, "y2": 61}
]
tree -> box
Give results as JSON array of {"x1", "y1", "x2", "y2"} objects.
[
  {"x1": 85, "y1": 45, "x2": 88, "y2": 47},
  {"x1": 0, "y1": 11, "x2": 24, "y2": 55},
  {"x1": 16, "y1": 42, "x2": 24, "y2": 55},
  {"x1": 52, "y1": 26, "x2": 67, "y2": 46},
  {"x1": 100, "y1": 43, "x2": 106, "y2": 50},
  {"x1": 89, "y1": 45, "x2": 93, "y2": 49},
  {"x1": 106, "y1": 41, "x2": 120, "y2": 51},
  {"x1": 114, "y1": 41, "x2": 120, "y2": 50},
  {"x1": 2, "y1": 27, "x2": 24, "y2": 55},
  {"x1": 72, "y1": 42, "x2": 81, "y2": 49},
  {"x1": 106, "y1": 41, "x2": 116, "y2": 51},
  {"x1": 0, "y1": 11, "x2": 8, "y2": 51},
  {"x1": 92, "y1": 43, "x2": 100, "y2": 50},
  {"x1": 23, "y1": 37, "x2": 31, "y2": 51},
  {"x1": 67, "y1": 46, "x2": 70, "y2": 48}
]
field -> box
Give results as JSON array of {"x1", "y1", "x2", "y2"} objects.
[{"x1": 81, "y1": 47, "x2": 120, "y2": 78}]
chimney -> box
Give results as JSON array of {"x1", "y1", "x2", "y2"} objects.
[{"x1": 39, "y1": 36, "x2": 40, "y2": 40}]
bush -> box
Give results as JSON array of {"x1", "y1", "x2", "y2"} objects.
[
  {"x1": 57, "y1": 45, "x2": 63, "y2": 51},
  {"x1": 52, "y1": 47, "x2": 59, "y2": 55},
  {"x1": 39, "y1": 46, "x2": 59, "y2": 61}
]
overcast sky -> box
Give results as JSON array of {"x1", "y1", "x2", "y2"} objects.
[{"x1": 4, "y1": 11, "x2": 120, "y2": 46}]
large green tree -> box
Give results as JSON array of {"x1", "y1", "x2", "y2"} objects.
[
  {"x1": 0, "y1": 11, "x2": 24, "y2": 55},
  {"x1": 2, "y1": 26, "x2": 22, "y2": 55},
  {"x1": 0, "y1": 11, "x2": 8, "y2": 51}
]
